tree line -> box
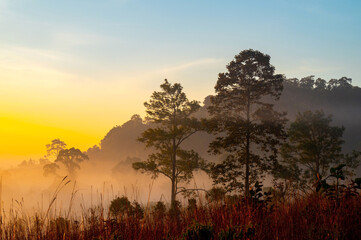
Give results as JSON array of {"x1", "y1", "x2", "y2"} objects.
[
  {"x1": 131, "y1": 49, "x2": 361, "y2": 208},
  {"x1": 38, "y1": 49, "x2": 360, "y2": 209}
]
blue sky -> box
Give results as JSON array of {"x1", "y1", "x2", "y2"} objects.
[
  {"x1": 1, "y1": 0, "x2": 361, "y2": 86},
  {"x1": 0, "y1": 0, "x2": 360, "y2": 164}
]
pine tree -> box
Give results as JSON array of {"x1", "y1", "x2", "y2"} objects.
[
  {"x1": 133, "y1": 79, "x2": 208, "y2": 207},
  {"x1": 208, "y1": 49, "x2": 286, "y2": 196}
]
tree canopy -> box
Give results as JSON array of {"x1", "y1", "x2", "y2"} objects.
[
  {"x1": 46, "y1": 139, "x2": 67, "y2": 159},
  {"x1": 55, "y1": 148, "x2": 89, "y2": 178},
  {"x1": 207, "y1": 49, "x2": 286, "y2": 196},
  {"x1": 132, "y1": 79, "x2": 208, "y2": 207},
  {"x1": 279, "y1": 110, "x2": 360, "y2": 189}
]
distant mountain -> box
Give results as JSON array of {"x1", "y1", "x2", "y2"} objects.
[
  {"x1": 87, "y1": 114, "x2": 150, "y2": 163},
  {"x1": 87, "y1": 77, "x2": 361, "y2": 172}
]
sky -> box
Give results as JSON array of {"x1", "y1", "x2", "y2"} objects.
[{"x1": 0, "y1": 0, "x2": 360, "y2": 167}]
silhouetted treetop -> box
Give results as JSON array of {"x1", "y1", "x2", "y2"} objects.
[
  {"x1": 284, "y1": 76, "x2": 358, "y2": 91},
  {"x1": 85, "y1": 73, "x2": 361, "y2": 176},
  {"x1": 213, "y1": 49, "x2": 284, "y2": 108},
  {"x1": 55, "y1": 147, "x2": 89, "y2": 178},
  {"x1": 46, "y1": 139, "x2": 67, "y2": 159},
  {"x1": 144, "y1": 79, "x2": 200, "y2": 124},
  {"x1": 133, "y1": 79, "x2": 207, "y2": 207},
  {"x1": 208, "y1": 49, "x2": 286, "y2": 196}
]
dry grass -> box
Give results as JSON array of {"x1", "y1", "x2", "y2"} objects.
[{"x1": 0, "y1": 191, "x2": 360, "y2": 240}]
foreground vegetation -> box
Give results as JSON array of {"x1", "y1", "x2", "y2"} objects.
[{"x1": 1, "y1": 190, "x2": 360, "y2": 240}]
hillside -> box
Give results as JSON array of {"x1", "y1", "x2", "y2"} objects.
[{"x1": 87, "y1": 77, "x2": 361, "y2": 172}]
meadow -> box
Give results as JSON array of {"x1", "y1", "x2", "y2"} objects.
[{"x1": 1, "y1": 180, "x2": 360, "y2": 240}]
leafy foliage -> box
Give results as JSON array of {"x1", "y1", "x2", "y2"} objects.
[
  {"x1": 43, "y1": 162, "x2": 60, "y2": 177},
  {"x1": 206, "y1": 187, "x2": 226, "y2": 203},
  {"x1": 133, "y1": 79, "x2": 209, "y2": 206},
  {"x1": 208, "y1": 49, "x2": 286, "y2": 196},
  {"x1": 181, "y1": 221, "x2": 213, "y2": 240},
  {"x1": 55, "y1": 148, "x2": 89, "y2": 178},
  {"x1": 109, "y1": 196, "x2": 144, "y2": 219},
  {"x1": 43, "y1": 139, "x2": 67, "y2": 177},
  {"x1": 151, "y1": 201, "x2": 167, "y2": 219},
  {"x1": 46, "y1": 139, "x2": 67, "y2": 159},
  {"x1": 284, "y1": 76, "x2": 355, "y2": 91},
  {"x1": 271, "y1": 162, "x2": 304, "y2": 201},
  {"x1": 315, "y1": 164, "x2": 361, "y2": 202},
  {"x1": 218, "y1": 224, "x2": 256, "y2": 240},
  {"x1": 280, "y1": 110, "x2": 359, "y2": 186}
]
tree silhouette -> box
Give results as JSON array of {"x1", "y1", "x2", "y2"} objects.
[
  {"x1": 280, "y1": 110, "x2": 360, "y2": 187},
  {"x1": 46, "y1": 139, "x2": 67, "y2": 159},
  {"x1": 328, "y1": 77, "x2": 353, "y2": 90},
  {"x1": 132, "y1": 79, "x2": 208, "y2": 207},
  {"x1": 43, "y1": 139, "x2": 67, "y2": 177},
  {"x1": 55, "y1": 148, "x2": 89, "y2": 178},
  {"x1": 207, "y1": 49, "x2": 286, "y2": 196},
  {"x1": 271, "y1": 161, "x2": 304, "y2": 199},
  {"x1": 314, "y1": 78, "x2": 327, "y2": 91},
  {"x1": 43, "y1": 163, "x2": 60, "y2": 177},
  {"x1": 299, "y1": 75, "x2": 315, "y2": 89}
]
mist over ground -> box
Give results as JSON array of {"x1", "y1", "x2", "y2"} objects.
[{"x1": 1, "y1": 77, "x2": 360, "y2": 215}]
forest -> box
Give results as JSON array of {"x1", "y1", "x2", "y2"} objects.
[{"x1": 2, "y1": 49, "x2": 361, "y2": 240}]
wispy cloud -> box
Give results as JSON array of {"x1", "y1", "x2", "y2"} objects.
[
  {"x1": 157, "y1": 58, "x2": 224, "y2": 74},
  {"x1": 111, "y1": 57, "x2": 223, "y2": 85},
  {"x1": 53, "y1": 31, "x2": 115, "y2": 46},
  {"x1": 1, "y1": 45, "x2": 65, "y2": 61},
  {"x1": 0, "y1": 45, "x2": 81, "y2": 88}
]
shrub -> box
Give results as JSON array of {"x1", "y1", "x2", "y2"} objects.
[
  {"x1": 181, "y1": 221, "x2": 213, "y2": 240},
  {"x1": 152, "y1": 201, "x2": 166, "y2": 219},
  {"x1": 109, "y1": 196, "x2": 131, "y2": 217}
]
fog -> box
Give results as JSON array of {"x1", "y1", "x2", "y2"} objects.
[
  {"x1": 0, "y1": 155, "x2": 212, "y2": 217},
  {"x1": 1, "y1": 77, "x2": 360, "y2": 216}
]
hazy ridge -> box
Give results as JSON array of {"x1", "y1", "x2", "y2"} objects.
[{"x1": 88, "y1": 79, "x2": 361, "y2": 171}]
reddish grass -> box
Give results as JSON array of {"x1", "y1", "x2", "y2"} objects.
[{"x1": 0, "y1": 194, "x2": 360, "y2": 239}]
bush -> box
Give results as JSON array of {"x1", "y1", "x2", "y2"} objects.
[
  {"x1": 152, "y1": 201, "x2": 166, "y2": 219},
  {"x1": 181, "y1": 221, "x2": 213, "y2": 240},
  {"x1": 109, "y1": 196, "x2": 144, "y2": 218},
  {"x1": 109, "y1": 196, "x2": 131, "y2": 217}
]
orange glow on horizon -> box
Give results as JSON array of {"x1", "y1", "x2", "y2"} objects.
[{"x1": 0, "y1": 114, "x2": 104, "y2": 166}]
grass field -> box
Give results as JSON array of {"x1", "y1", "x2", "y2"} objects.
[{"x1": 1, "y1": 190, "x2": 360, "y2": 240}]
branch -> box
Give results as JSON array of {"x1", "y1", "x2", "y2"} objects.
[
  {"x1": 155, "y1": 169, "x2": 172, "y2": 180},
  {"x1": 176, "y1": 187, "x2": 208, "y2": 195},
  {"x1": 176, "y1": 129, "x2": 199, "y2": 147}
]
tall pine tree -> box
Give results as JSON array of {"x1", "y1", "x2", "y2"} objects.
[
  {"x1": 208, "y1": 49, "x2": 286, "y2": 196},
  {"x1": 133, "y1": 79, "x2": 207, "y2": 207}
]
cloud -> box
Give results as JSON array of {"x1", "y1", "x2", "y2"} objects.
[
  {"x1": 101, "y1": 57, "x2": 224, "y2": 100},
  {"x1": 0, "y1": 45, "x2": 81, "y2": 88},
  {"x1": 53, "y1": 31, "x2": 115, "y2": 46},
  {"x1": 129, "y1": 58, "x2": 224, "y2": 82},
  {"x1": 1, "y1": 45, "x2": 65, "y2": 61},
  {"x1": 158, "y1": 58, "x2": 224, "y2": 74}
]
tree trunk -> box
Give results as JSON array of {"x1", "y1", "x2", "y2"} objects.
[
  {"x1": 315, "y1": 160, "x2": 320, "y2": 180},
  {"x1": 171, "y1": 136, "x2": 177, "y2": 208},
  {"x1": 245, "y1": 95, "x2": 251, "y2": 198},
  {"x1": 245, "y1": 131, "x2": 250, "y2": 197}
]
